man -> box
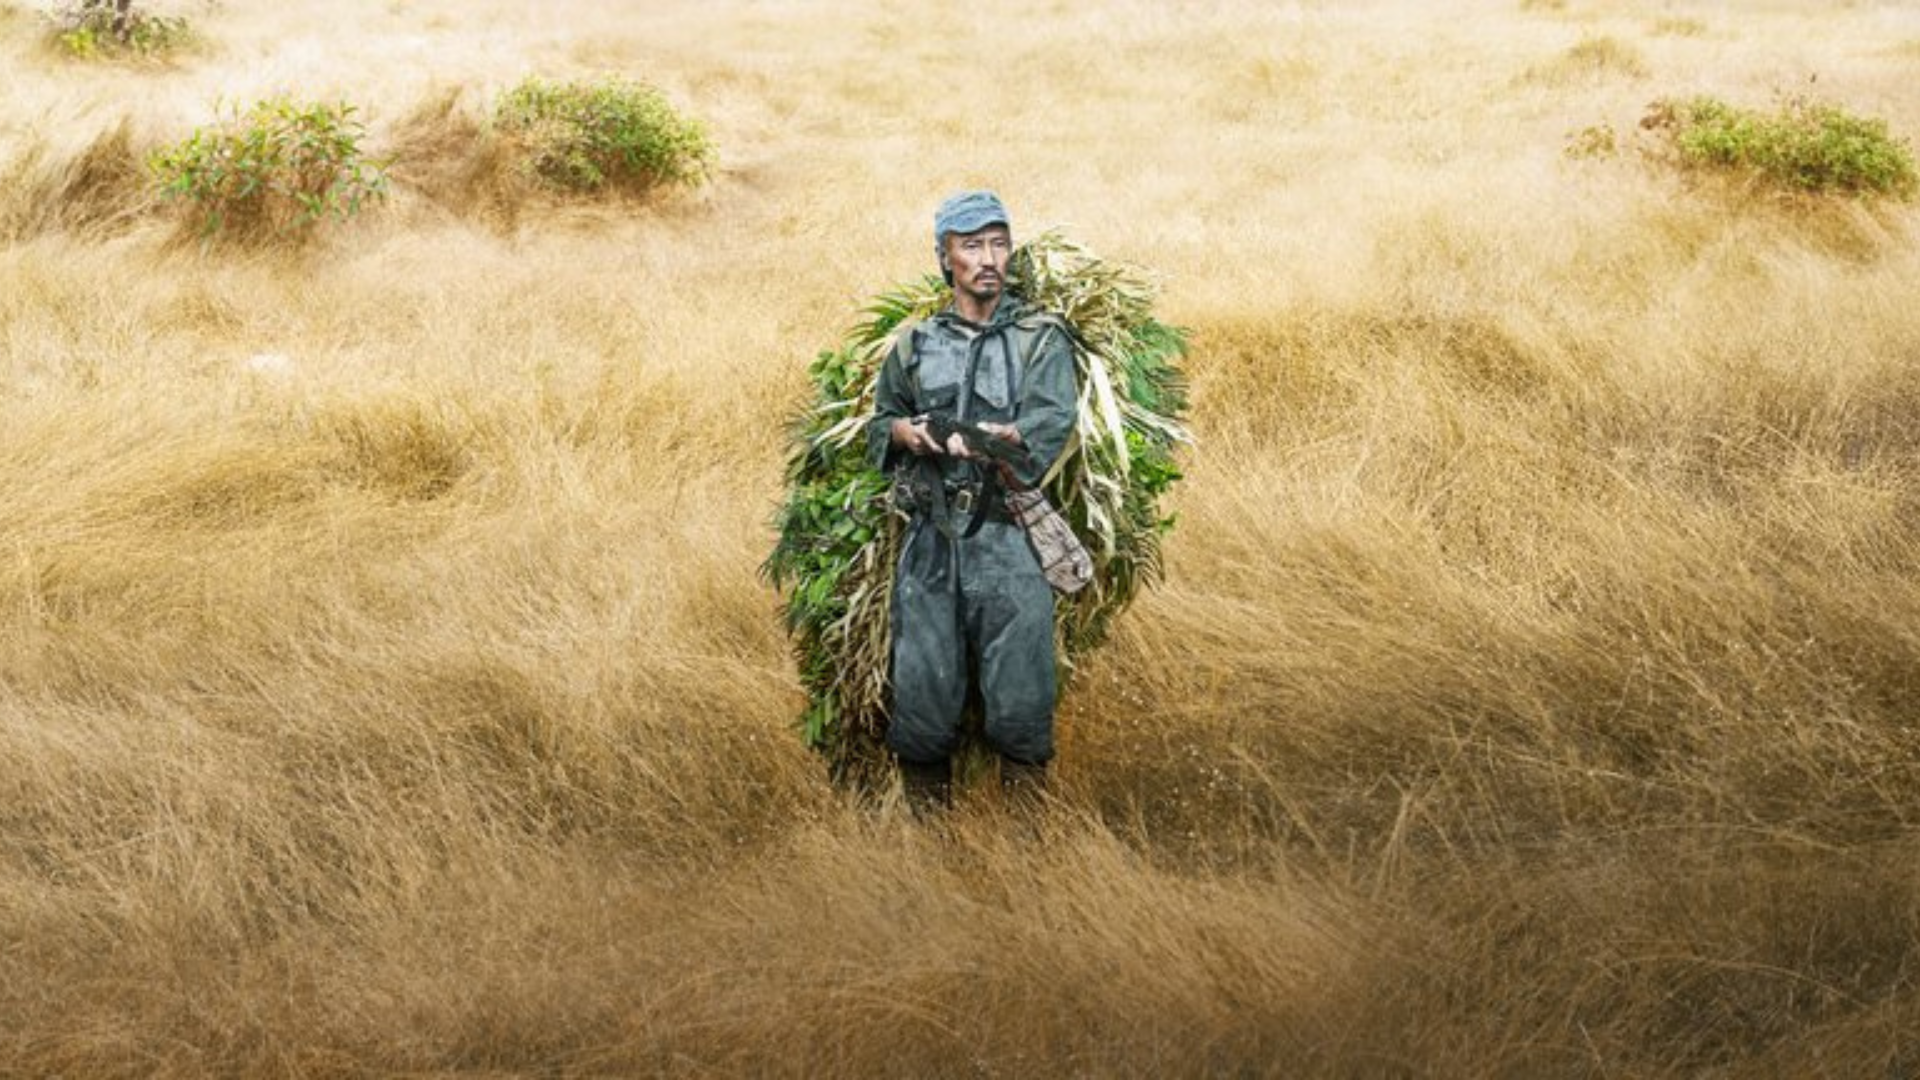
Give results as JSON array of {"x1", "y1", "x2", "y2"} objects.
[{"x1": 866, "y1": 190, "x2": 1079, "y2": 814}]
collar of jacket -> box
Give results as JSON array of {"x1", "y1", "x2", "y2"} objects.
[{"x1": 931, "y1": 296, "x2": 1030, "y2": 336}]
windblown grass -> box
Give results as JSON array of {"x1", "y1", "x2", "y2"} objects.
[
  {"x1": 3, "y1": 0, "x2": 1919, "y2": 1075},
  {"x1": 1524, "y1": 34, "x2": 1650, "y2": 85}
]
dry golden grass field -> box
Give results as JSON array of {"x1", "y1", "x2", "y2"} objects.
[{"x1": 4, "y1": 0, "x2": 1920, "y2": 1075}]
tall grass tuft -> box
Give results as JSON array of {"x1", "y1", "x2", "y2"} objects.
[
  {"x1": 1525, "y1": 34, "x2": 1649, "y2": 84},
  {"x1": 0, "y1": 119, "x2": 153, "y2": 240}
]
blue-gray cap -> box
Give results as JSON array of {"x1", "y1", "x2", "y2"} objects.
[{"x1": 933, "y1": 190, "x2": 1010, "y2": 257}]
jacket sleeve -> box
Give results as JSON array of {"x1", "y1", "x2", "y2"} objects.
[
  {"x1": 866, "y1": 333, "x2": 914, "y2": 473},
  {"x1": 1011, "y1": 327, "x2": 1078, "y2": 489}
]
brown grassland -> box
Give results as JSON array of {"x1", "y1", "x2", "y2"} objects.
[{"x1": 4, "y1": 0, "x2": 1920, "y2": 1075}]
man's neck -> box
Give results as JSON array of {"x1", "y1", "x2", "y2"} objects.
[{"x1": 952, "y1": 292, "x2": 1002, "y2": 326}]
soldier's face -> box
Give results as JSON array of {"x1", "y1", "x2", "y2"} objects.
[{"x1": 943, "y1": 224, "x2": 1011, "y2": 303}]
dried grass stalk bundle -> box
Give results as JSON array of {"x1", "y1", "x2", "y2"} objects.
[{"x1": 765, "y1": 231, "x2": 1190, "y2": 787}]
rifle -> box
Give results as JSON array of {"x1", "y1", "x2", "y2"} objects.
[
  {"x1": 913, "y1": 411, "x2": 1091, "y2": 592},
  {"x1": 920, "y1": 412, "x2": 1033, "y2": 476}
]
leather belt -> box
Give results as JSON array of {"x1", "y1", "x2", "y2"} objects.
[{"x1": 931, "y1": 482, "x2": 1012, "y2": 524}]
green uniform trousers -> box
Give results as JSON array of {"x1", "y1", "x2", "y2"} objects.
[{"x1": 887, "y1": 514, "x2": 1057, "y2": 765}]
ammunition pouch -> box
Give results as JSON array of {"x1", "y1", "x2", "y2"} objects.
[{"x1": 1006, "y1": 488, "x2": 1094, "y2": 594}]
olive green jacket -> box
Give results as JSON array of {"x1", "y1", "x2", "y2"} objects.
[{"x1": 865, "y1": 297, "x2": 1078, "y2": 491}]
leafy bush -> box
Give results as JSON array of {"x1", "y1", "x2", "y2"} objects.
[
  {"x1": 492, "y1": 77, "x2": 713, "y2": 193},
  {"x1": 1642, "y1": 95, "x2": 1918, "y2": 197},
  {"x1": 45, "y1": 0, "x2": 191, "y2": 59},
  {"x1": 148, "y1": 98, "x2": 390, "y2": 239}
]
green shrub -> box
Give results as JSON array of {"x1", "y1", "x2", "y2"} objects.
[
  {"x1": 148, "y1": 98, "x2": 390, "y2": 240},
  {"x1": 46, "y1": 0, "x2": 191, "y2": 59},
  {"x1": 1642, "y1": 95, "x2": 1918, "y2": 197},
  {"x1": 492, "y1": 76, "x2": 713, "y2": 193}
]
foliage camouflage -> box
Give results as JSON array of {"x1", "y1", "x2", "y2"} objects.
[{"x1": 764, "y1": 231, "x2": 1190, "y2": 788}]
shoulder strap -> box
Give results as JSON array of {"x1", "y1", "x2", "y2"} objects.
[
  {"x1": 1011, "y1": 311, "x2": 1071, "y2": 402},
  {"x1": 1010, "y1": 312, "x2": 1083, "y2": 491},
  {"x1": 1016, "y1": 315, "x2": 1058, "y2": 367},
  {"x1": 891, "y1": 318, "x2": 923, "y2": 367},
  {"x1": 1015, "y1": 312, "x2": 1072, "y2": 361}
]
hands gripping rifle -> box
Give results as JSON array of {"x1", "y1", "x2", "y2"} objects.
[
  {"x1": 916, "y1": 412, "x2": 1092, "y2": 593},
  {"x1": 895, "y1": 412, "x2": 1030, "y2": 542},
  {"x1": 921, "y1": 412, "x2": 1033, "y2": 481}
]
